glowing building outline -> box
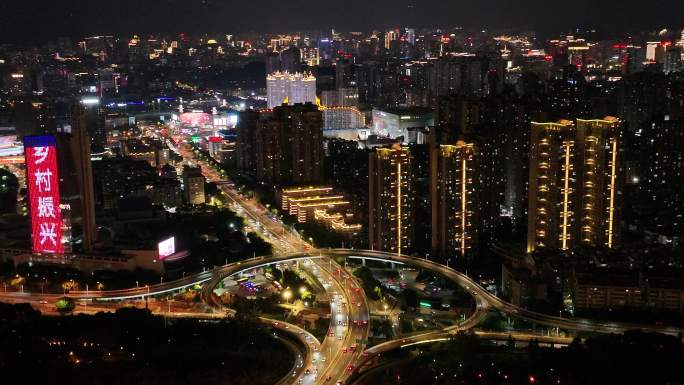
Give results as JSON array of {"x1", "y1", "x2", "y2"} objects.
[
  {"x1": 527, "y1": 118, "x2": 622, "y2": 253},
  {"x1": 431, "y1": 140, "x2": 477, "y2": 258}
]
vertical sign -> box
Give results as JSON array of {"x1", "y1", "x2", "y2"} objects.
[{"x1": 24, "y1": 135, "x2": 63, "y2": 254}]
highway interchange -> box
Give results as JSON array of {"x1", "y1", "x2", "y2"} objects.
[{"x1": 1, "y1": 141, "x2": 683, "y2": 385}]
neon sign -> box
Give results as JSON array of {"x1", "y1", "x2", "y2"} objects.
[{"x1": 24, "y1": 135, "x2": 63, "y2": 254}]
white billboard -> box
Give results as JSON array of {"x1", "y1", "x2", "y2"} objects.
[{"x1": 158, "y1": 237, "x2": 175, "y2": 259}]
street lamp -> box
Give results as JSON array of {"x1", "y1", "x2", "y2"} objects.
[{"x1": 282, "y1": 288, "x2": 292, "y2": 303}]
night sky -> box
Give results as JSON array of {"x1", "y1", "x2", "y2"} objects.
[{"x1": 0, "y1": 0, "x2": 683, "y2": 43}]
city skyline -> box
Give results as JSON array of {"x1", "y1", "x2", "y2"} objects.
[
  {"x1": 0, "y1": 4, "x2": 683, "y2": 384},
  {"x1": 2, "y1": 1, "x2": 684, "y2": 44}
]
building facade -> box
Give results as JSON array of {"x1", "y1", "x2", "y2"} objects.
[
  {"x1": 255, "y1": 103, "x2": 323, "y2": 185},
  {"x1": 266, "y1": 71, "x2": 317, "y2": 109},
  {"x1": 182, "y1": 165, "x2": 205, "y2": 205},
  {"x1": 431, "y1": 140, "x2": 478, "y2": 258},
  {"x1": 55, "y1": 105, "x2": 97, "y2": 253},
  {"x1": 527, "y1": 117, "x2": 622, "y2": 253},
  {"x1": 371, "y1": 107, "x2": 434, "y2": 142},
  {"x1": 369, "y1": 145, "x2": 414, "y2": 254}
]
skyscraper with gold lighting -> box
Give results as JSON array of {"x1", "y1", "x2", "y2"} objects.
[
  {"x1": 369, "y1": 144, "x2": 414, "y2": 254},
  {"x1": 431, "y1": 140, "x2": 478, "y2": 258},
  {"x1": 527, "y1": 117, "x2": 622, "y2": 253},
  {"x1": 575, "y1": 118, "x2": 622, "y2": 249}
]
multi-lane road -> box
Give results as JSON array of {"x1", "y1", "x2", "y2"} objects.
[
  {"x1": 2, "y1": 140, "x2": 682, "y2": 385},
  {"x1": 325, "y1": 250, "x2": 684, "y2": 336},
  {"x1": 181, "y1": 143, "x2": 371, "y2": 385}
]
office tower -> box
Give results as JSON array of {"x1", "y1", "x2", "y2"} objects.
[
  {"x1": 266, "y1": 71, "x2": 317, "y2": 109},
  {"x1": 280, "y1": 47, "x2": 302, "y2": 74},
  {"x1": 54, "y1": 105, "x2": 97, "y2": 252},
  {"x1": 431, "y1": 140, "x2": 477, "y2": 258},
  {"x1": 369, "y1": 144, "x2": 414, "y2": 254},
  {"x1": 255, "y1": 103, "x2": 323, "y2": 185},
  {"x1": 527, "y1": 117, "x2": 622, "y2": 253},
  {"x1": 182, "y1": 165, "x2": 206, "y2": 205}
]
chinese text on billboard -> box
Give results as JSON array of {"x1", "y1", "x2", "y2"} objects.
[{"x1": 24, "y1": 135, "x2": 63, "y2": 254}]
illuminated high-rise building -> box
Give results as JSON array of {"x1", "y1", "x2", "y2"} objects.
[
  {"x1": 54, "y1": 105, "x2": 97, "y2": 253},
  {"x1": 266, "y1": 71, "x2": 316, "y2": 109},
  {"x1": 431, "y1": 140, "x2": 478, "y2": 258},
  {"x1": 300, "y1": 47, "x2": 320, "y2": 67},
  {"x1": 527, "y1": 120, "x2": 577, "y2": 253},
  {"x1": 321, "y1": 87, "x2": 359, "y2": 108},
  {"x1": 574, "y1": 118, "x2": 623, "y2": 249},
  {"x1": 369, "y1": 144, "x2": 414, "y2": 254},
  {"x1": 255, "y1": 103, "x2": 323, "y2": 185},
  {"x1": 527, "y1": 117, "x2": 622, "y2": 253},
  {"x1": 384, "y1": 29, "x2": 400, "y2": 50}
]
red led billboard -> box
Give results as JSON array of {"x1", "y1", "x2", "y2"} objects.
[
  {"x1": 24, "y1": 135, "x2": 63, "y2": 254},
  {"x1": 180, "y1": 112, "x2": 212, "y2": 127}
]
